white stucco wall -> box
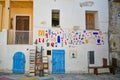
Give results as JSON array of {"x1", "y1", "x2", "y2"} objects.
[
  {"x1": 0, "y1": 30, "x2": 35, "y2": 73},
  {"x1": 0, "y1": 0, "x2": 109, "y2": 74},
  {"x1": 34, "y1": 0, "x2": 108, "y2": 32},
  {"x1": 33, "y1": 0, "x2": 109, "y2": 73}
]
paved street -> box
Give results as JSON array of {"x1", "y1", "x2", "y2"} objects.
[{"x1": 0, "y1": 73, "x2": 120, "y2": 80}]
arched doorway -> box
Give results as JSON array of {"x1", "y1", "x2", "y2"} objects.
[{"x1": 13, "y1": 52, "x2": 26, "y2": 74}]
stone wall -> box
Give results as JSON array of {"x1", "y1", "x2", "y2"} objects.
[{"x1": 109, "y1": 1, "x2": 120, "y2": 70}]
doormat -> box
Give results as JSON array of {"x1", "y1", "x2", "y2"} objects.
[
  {"x1": 0, "y1": 77, "x2": 11, "y2": 80},
  {"x1": 16, "y1": 77, "x2": 38, "y2": 80}
]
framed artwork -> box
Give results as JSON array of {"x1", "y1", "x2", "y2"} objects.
[
  {"x1": 69, "y1": 49, "x2": 78, "y2": 59},
  {"x1": 47, "y1": 50, "x2": 51, "y2": 56}
]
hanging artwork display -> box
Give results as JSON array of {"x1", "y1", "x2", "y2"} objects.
[
  {"x1": 36, "y1": 28, "x2": 105, "y2": 47},
  {"x1": 57, "y1": 35, "x2": 60, "y2": 43},
  {"x1": 85, "y1": 38, "x2": 89, "y2": 44},
  {"x1": 38, "y1": 30, "x2": 45, "y2": 36}
]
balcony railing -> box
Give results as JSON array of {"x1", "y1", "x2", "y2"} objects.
[{"x1": 7, "y1": 30, "x2": 33, "y2": 44}]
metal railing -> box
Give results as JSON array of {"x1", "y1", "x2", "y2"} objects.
[{"x1": 7, "y1": 30, "x2": 33, "y2": 44}]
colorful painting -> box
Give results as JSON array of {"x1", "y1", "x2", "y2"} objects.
[{"x1": 36, "y1": 28, "x2": 104, "y2": 47}]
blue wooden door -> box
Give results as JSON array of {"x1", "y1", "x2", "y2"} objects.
[
  {"x1": 52, "y1": 50, "x2": 65, "y2": 74},
  {"x1": 13, "y1": 52, "x2": 25, "y2": 74}
]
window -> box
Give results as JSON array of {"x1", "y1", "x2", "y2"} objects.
[
  {"x1": 7, "y1": 15, "x2": 33, "y2": 44},
  {"x1": 88, "y1": 51, "x2": 94, "y2": 64},
  {"x1": 15, "y1": 16, "x2": 30, "y2": 44},
  {"x1": 86, "y1": 11, "x2": 98, "y2": 30},
  {"x1": 52, "y1": 10, "x2": 60, "y2": 27}
]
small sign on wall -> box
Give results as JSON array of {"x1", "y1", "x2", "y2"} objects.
[
  {"x1": 69, "y1": 50, "x2": 78, "y2": 59},
  {"x1": 47, "y1": 50, "x2": 51, "y2": 56},
  {"x1": 80, "y1": 1, "x2": 94, "y2": 7}
]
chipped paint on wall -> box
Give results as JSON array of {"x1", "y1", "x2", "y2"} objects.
[{"x1": 110, "y1": 34, "x2": 120, "y2": 51}]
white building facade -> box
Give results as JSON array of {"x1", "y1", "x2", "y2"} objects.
[{"x1": 0, "y1": 0, "x2": 109, "y2": 74}]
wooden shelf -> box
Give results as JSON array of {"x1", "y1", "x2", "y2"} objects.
[{"x1": 35, "y1": 46, "x2": 44, "y2": 76}]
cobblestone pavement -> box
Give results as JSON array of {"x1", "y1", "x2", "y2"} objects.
[{"x1": 0, "y1": 73, "x2": 120, "y2": 80}]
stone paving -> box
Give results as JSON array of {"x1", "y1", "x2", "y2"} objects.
[{"x1": 0, "y1": 73, "x2": 120, "y2": 80}]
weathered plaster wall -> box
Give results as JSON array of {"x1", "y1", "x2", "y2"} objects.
[
  {"x1": 0, "y1": 1, "x2": 34, "y2": 74},
  {"x1": 109, "y1": 1, "x2": 120, "y2": 68},
  {"x1": 34, "y1": 0, "x2": 109, "y2": 73},
  {"x1": 0, "y1": 0, "x2": 109, "y2": 74},
  {"x1": 0, "y1": 30, "x2": 35, "y2": 73}
]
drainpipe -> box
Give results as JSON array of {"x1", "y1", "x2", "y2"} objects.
[
  {"x1": 108, "y1": 0, "x2": 112, "y2": 65},
  {"x1": 4, "y1": 0, "x2": 10, "y2": 30}
]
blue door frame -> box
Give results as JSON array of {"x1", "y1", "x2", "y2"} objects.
[
  {"x1": 52, "y1": 50, "x2": 65, "y2": 74},
  {"x1": 13, "y1": 52, "x2": 26, "y2": 74}
]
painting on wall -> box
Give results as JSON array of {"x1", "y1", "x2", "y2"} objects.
[
  {"x1": 36, "y1": 28, "x2": 105, "y2": 48},
  {"x1": 69, "y1": 50, "x2": 78, "y2": 59}
]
